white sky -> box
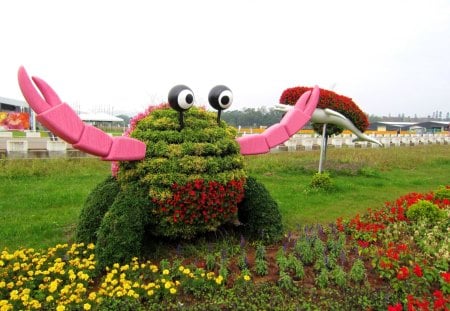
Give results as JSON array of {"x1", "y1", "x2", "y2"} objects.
[{"x1": 1, "y1": 0, "x2": 449, "y2": 117}]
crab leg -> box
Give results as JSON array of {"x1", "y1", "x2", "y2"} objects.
[
  {"x1": 236, "y1": 86, "x2": 320, "y2": 155},
  {"x1": 18, "y1": 66, "x2": 146, "y2": 161}
]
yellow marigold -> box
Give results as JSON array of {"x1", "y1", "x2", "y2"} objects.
[
  {"x1": 162, "y1": 269, "x2": 170, "y2": 275},
  {"x1": 56, "y1": 305, "x2": 65, "y2": 311},
  {"x1": 0, "y1": 282, "x2": 5, "y2": 288},
  {"x1": 244, "y1": 275, "x2": 251, "y2": 281},
  {"x1": 83, "y1": 303, "x2": 91, "y2": 310},
  {"x1": 150, "y1": 265, "x2": 158, "y2": 273},
  {"x1": 215, "y1": 275, "x2": 224, "y2": 285},
  {"x1": 87, "y1": 243, "x2": 95, "y2": 250},
  {"x1": 88, "y1": 292, "x2": 96, "y2": 301},
  {"x1": 46, "y1": 296, "x2": 54, "y2": 302},
  {"x1": 164, "y1": 282, "x2": 172, "y2": 289},
  {"x1": 29, "y1": 299, "x2": 41, "y2": 309},
  {"x1": 183, "y1": 268, "x2": 191, "y2": 275},
  {"x1": 178, "y1": 266, "x2": 185, "y2": 272},
  {"x1": 120, "y1": 264, "x2": 129, "y2": 271},
  {"x1": 170, "y1": 288, "x2": 177, "y2": 294},
  {"x1": 147, "y1": 289, "x2": 154, "y2": 296},
  {"x1": 0, "y1": 260, "x2": 4, "y2": 267}
]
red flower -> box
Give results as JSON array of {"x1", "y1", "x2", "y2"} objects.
[
  {"x1": 388, "y1": 303, "x2": 403, "y2": 311},
  {"x1": 433, "y1": 290, "x2": 447, "y2": 310},
  {"x1": 397, "y1": 266, "x2": 409, "y2": 280},
  {"x1": 441, "y1": 272, "x2": 450, "y2": 284},
  {"x1": 357, "y1": 240, "x2": 370, "y2": 248},
  {"x1": 413, "y1": 264, "x2": 423, "y2": 278}
]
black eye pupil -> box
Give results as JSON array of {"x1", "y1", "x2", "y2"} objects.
[
  {"x1": 221, "y1": 96, "x2": 230, "y2": 105},
  {"x1": 186, "y1": 94, "x2": 193, "y2": 104}
]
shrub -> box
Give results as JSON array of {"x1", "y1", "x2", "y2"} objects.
[
  {"x1": 237, "y1": 176, "x2": 283, "y2": 242},
  {"x1": 279, "y1": 86, "x2": 369, "y2": 137},
  {"x1": 307, "y1": 172, "x2": 334, "y2": 192},
  {"x1": 76, "y1": 177, "x2": 120, "y2": 244},
  {"x1": 95, "y1": 183, "x2": 152, "y2": 270},
  {"x1": 434, "y1": 185, "x2": 450, "y2": 200},
  {"x1": 406, "y1": 200, "x2": 446, "y2": 222}
]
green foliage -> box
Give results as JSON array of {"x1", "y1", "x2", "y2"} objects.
[
  {"x1": 331, "y1": 266, "x2": 347, "y2": 288},
  {"x1": 95, "y1": 184, "x2": 152, "y2": 270},
  {"x1": 349, "y1": 258, "x2": 367, "y2": 283},
  {"x1": 293, "y1": 238, "x2": 314, "y2": 265},
  {"x1": 406, "y1": 200, "x2": 446, "y2": 222},
  {"x1": 434, "y1": 185, "x2": 450, "y2": 200},
  {"x1": 116, "y1": 106, "x2": 246, "y2": 239},
  {"x1": 119, "y1": 107, "x2": 245, "y2": 200},
  {"x1": 238, "y1": 176, "x2": 283, "y2": 242},
  {"x1": 315, "y1": 268, "x2": 329, "y2": 289},
  {"x1": 76, "y1": 177, "x2": 120, "y2": 244},
  {"x1": 307, "y1": 172, "x2": 334, "y2": 192}
]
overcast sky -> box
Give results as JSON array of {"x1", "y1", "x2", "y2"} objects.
[{"x1": 1, "y1": 0, "x2": 449, "y2": 117}]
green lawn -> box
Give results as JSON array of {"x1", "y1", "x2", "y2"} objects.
[{"x1": 0, "y1": 144, "x2": 449, "y2": 250}]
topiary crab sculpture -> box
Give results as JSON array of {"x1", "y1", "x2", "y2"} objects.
[{"x1": 18, "y1": 66, "x2": 322, "y2": 269}]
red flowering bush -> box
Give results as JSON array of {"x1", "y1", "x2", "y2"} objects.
[
  {"x1": 339, "y1": 186, "x2": 450, "y2": 310},
  {"x1": 151, "y1": 178, "x2": 245, "y2": 238},
  {"x1": 279, "y1": 86, "x2": 369, "y2": 136}
]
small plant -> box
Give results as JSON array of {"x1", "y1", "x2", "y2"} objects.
[
  {"x1": 205, "y1": 253, "x2": 216, "y2": 271},
  {"x1": 349, "y1": 259, "x2": 367, "y2": 283},
  {"x1": 316, "y1": 268, "x2": 329, "y2": 289},
  {"x1": 331, "y1": 266, "x2": 347, "y2": 288},
  {"x1": 237, "y1": 250, "x2": 249, "y2": 271},
  {"x1": 406, "y1": 200, "x2": 446, "y2": 222},
  {"x1": 278, "y1": 271, "x2": 295, "y2": 291},
  {"x1": 307, "y1": 172, "x2": 334, "y2": 192},
  {"x1": 434, "y1": 185, "x2": 450, "y2": 200},
  {"x1": 294, "y1": 238, "x2": 314, "y2": 265},
  {"x1": 254, "y1": 258, "x2": 269, "y2": 276},
  {"x1": 288, "y1": 254, "x2": 305, "y2": 280}
]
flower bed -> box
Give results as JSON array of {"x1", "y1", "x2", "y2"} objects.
[{"x1": 1, "y1": 186, "x2": 449, "y2": 310}]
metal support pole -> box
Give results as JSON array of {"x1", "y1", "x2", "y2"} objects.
[{"x1": 318, "y1": 124, "x2": 327, "y2": 173}]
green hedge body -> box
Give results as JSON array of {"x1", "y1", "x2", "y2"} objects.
[
  {"x1": 116, "y1": 107, "x2": 247, "y2": 238},
  {"x1": 238, "y1": 176, "x2": 283, "y2": 242},
  {"x1": 77, "y1": 105, "x2": 283, "y2": 268},
  {"x1": 76, "y1": 177, "x2": 120, "y2": 244}
]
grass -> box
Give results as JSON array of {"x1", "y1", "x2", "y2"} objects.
[{"x1": 0, "y1": 144, "x2": 449, "y2": 251}]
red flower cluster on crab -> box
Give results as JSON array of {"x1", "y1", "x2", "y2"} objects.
[{"x1": 152, "y1": 178, "x2": 245, "y2": 227}]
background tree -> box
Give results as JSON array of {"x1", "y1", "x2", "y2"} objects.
[{"x1": 279, "y1": 87, "x2": 369, "y2": 137}]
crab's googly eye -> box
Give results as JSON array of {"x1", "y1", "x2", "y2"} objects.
[
  {"x1": 208, "y1": 85, "x2": 233, "y2": 111},
  {"x1": 218, "y1": 90, "x2": 233, "y2": 109},
  {"x1": 168, "y1": 85, "x2": 195, "y2": 112}
]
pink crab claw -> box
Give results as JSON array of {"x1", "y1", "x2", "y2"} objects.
[
  {"x1": 236, "y1": 86, "x2": 319, "y2": 155},
  {"x1": 18, "y1": 66, "x2": 146, "y2": 161}
]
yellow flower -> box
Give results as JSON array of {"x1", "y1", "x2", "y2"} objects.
[
  {"x1": 244, "y1": 275, "x2": 251, "y2": 281},
  {"x1": 162, "y1": 269, "x2": 170, "y2": 275},
  {"x1": 83, "y1": 303, "x2": 91, "y2": 310},
  {"x1": 56, "y1": 305, "x2": 66, "y2": 311},
  {"x1": 164, "y1": 282, "x2": 172, "y2": 289},
  {"x1": 215, "y1": 275, "x2": 224, "y2": 285},
  {"x1": 88, "y1": 292, "x2": 96, "y2": 301},
  {"x1": 170, "y1": 288, "x2": 177, "y2": 294},
  {"x1": 0, "y1": 282, "x2": 5, "y2": 288},
  {"x1": 183, "y1": 268, "x2": 191, "y2": 275},
  {"x1": 46, "y1": 296, "x2": 54, "y2": 302},
  {"x1": 178, "y1": 265, "x2": 185, "y2": 272},
  {"x1": 147, "y1": 289, "x2": 154, "y2": 296},
  {"x1": 87, "y1": 243, "x2": 95, "y2": 250}
]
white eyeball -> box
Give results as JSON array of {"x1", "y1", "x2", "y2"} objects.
[
  {"x1": 168, "y1": 85, "x2": 195, "y2": 112},
  {"x1": 208, "y1": 85, "x2": 233, "y2": 111}
]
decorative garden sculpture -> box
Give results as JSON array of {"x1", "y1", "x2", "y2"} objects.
[{"x1": 17, "y1": 66, "x2": 319, "y2": 269}]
